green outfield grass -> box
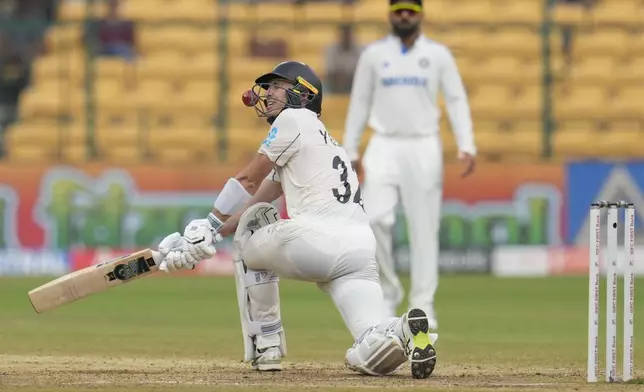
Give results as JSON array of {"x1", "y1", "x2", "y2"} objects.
[{"x1": 1, "y1": 275, "x2": 643, "y2": 391}]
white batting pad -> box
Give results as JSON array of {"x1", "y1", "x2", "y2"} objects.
[{"x1": 232, "y1": 202, "x2": 286, "y2": 362}]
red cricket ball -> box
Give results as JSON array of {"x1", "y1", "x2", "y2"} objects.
[{"x1": 242, "y1": 90, "x2": 259, "y2": 107}]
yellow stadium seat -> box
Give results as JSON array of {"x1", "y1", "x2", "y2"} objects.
[
  {"x1": 157, "y1": 148, "x2": 211, "y2": 163},
  {"x1": 302, "y1": 3, "x2": 352, "y2": 22},
  {"x1": 102, "y1": 145, "x2": 143, "y2": 163},
  {"x1": 228, "y1": 106, "x2": 269, "y2": 130},
  {"x1": 147, "y1": 127, "x2": 217, "y2": 157},
  {"x1": 554, "y1": 85, "x2": 607, "y2": 119},
  {"x1": 352, "y1": 1, "x2": 388, "y2": 22},
  {"x1": 617, "y1": 58, "x2": 644, "y2": 84},
  {"x1": 553, "y1": 3, "x2": 590, "y2": 25},
  {"x1": 5, "y1": 144, "x2": 56, "y2": 162},
  {"x1": 610, "y1": 86, "x2": 642, "y2": 118},
  {"x1": 58, "y1": 1, "x2": 107, "y2": 20},
  {"x1": 31, "y1": 54, "x2": 85, "y2": 86},
  {"x1": 438, "y1": 29, "x2": 485, "y2": 55},
  {"x1": 227, "y1": 28, "x2": 252, "y2": 55},
  {"x1": 513, "y1": 85, "x2": 542, "y2": 119},
  {"x1": 60, "y1": 143, "x2": 90, "y2": 163},
  {"x1": 592, "y1": 0, "x2": 643, "y2": 26},
  {"x1": 492, "y1": 0, "x2": 542, "y2": 24},
  {"x1": 573, "y1": 29, "x2": 629, "y2": 58},
  {"x1": 135, "y1": 52, "x2": 186, "y2": 80},
  {"x1": 120, "y1": 0, "x2": 169, "y2": 21},
  {"x1": 607, "y1": 120, "x2": 642, "y2": 133},
  {"x1": 470, "y1": 85, "x2": 511, "y2": 118},
  {"x1": 569, "y1": 56, "x2": 616, "y2": 85},
  {"x1": 45, "y1": 24, "x2": 83, "y2": 53},
  {"x1": 555, "y1": 129, "x2": 643, "y2": 158},
  {"x1": 630, "y1": 31, "x2": 644, "y2": 56},
  {"x1": 292, "y1": 26, "x2": 337, "y2": 54},
  {"x1": 18, "y1": 83, "x2": 85, "y2": 119},
  {"x1": 225, "y1": 3, "x2": 264, "y2": 22},
  {"x1": 226, "y1": 128, "x2": 266, "y2": 151},
  {"x1": 166, "y1": 0, "x2": 219, "y2": 21},
  {"x1": 255, "y1": 3, "x2": 295, "y2": 22},
  {"x1": 137, "y1": 26, "x2": 219, "y2": 56},
  {"x1": 354, "y1": 25, "x2": 388, "y2": 46},
  {"x1": 134, "y1": 79, "x2": 177, "y2": 110},
  {"x1": 173, "y1": 80, "x2": 219, "y2": 115},
  {"x1": 438, "y1": 0, "x2": 494, "y2": 24},
  {"x1": 95, "y1": 125, "x2": 141, "y2": 148},
  {"x1": 487, "y1": 28, "x2": 540, "y2": 58}
]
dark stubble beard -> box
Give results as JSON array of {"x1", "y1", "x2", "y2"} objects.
[{"x1": 392, "y1": 21, "x2": 420, "y2": 39}]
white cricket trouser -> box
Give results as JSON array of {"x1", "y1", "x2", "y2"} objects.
[
  {"x1": 241, "y1": 218, "x2": 387, "y2": 340},
  {"x1": 361, "y1": 133, "x2": 443, "y2": 318}
]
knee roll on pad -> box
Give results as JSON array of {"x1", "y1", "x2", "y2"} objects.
[{"x1": 344, "y1": 327, "x2": 408, "y2": 376}]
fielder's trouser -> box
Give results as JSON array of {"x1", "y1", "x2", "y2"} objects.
[{"x1": 361, "y1": 133, "x2": 443, "y2": 318}]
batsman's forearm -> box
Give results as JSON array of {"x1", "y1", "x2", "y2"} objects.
[
  {"x1": 207, "y1": 167, "x2": 260, "y2": 229},
  {"x1": 246, "y1": 178, "x2": 283, "y2": 207}
]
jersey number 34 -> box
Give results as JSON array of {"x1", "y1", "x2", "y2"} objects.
[{"x1": 331, "y1": 155, "x2": 364, "y2": 211}]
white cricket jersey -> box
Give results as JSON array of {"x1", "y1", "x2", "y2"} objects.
[
  {"x1": 258, "y1": 108, "x2": 369, "y2": 226},
  {"x1": 343, "y1": 34, "x2": 476, "y2": 162}
]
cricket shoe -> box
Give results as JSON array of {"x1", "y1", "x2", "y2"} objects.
[
  {"x1": 400, "y1": 308, "x2": 437, "y2": 379},
  {"x1": 251, "y1": 346, "x2": 283, "y2": 371}
]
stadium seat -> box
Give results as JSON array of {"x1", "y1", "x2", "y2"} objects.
[
  {"x1": 120, "y1": 0, "x2": 169, "y2": 21},
  {"x1": 95, "y1": 125, "x2": 141, "y2": 149},
  {"x1": 469, "y1": 85, "x2": 512, "y2": 118},
  {"x1": 572, "y1": 29, "x2": 629, "y2": 58},
  {"x1": 486, "y1": 28, "x2": 540, "y2": 58},
  {"x1": 172, "y1": 80, "x2": 219, "y2": 115},
  {"x1": 569, "y1": 56, "x2": 616, "y2": 85},
  {"x1": 610, "y1": 86, "x2": 642, "y2": 118},
  {"x1": 165, "y1": 0, "x2": 219, "y2": 21},
  {"x1": 513, "y1": 85, "x2": 542, "y2": 119},
  {"x1": 352, "y1": 1, "x2": 387, "y2": 22},
  {"x1": 437, "y1": 0, "x2": 494, "y2": 24},
  {"x1": 302, "y1": 3, "x2": 352, "y2": 22},
  {"x1": 616, "y1": 58, "x2": 644, "y2": 84},
  {"x1": 492, "y1": 0, "x2": 542, "y2": 24},
  {"x1": 45, "y1": 24, "x2": 82, "y2": 53},
  {"x1": 591, "y1": 0, "x2": 644, "y2": 26},
  {"x1": 147, "y1": 127, "x2": 218, "y2": 159},
  {"x1": 554, "y1": 85, "x2": 608, "y2": 119},
  {"x1": 58, "y1": 1, "x2": 107, "y2": 20},
  {"x1": 255, "y1": 3, "x2": 296, "y2": 22},
  {"x1": 102, "y1": 145, "x2": 144, "y2": 163}
]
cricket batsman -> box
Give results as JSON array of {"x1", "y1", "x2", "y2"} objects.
[
  {"x1": 342, "y1": 0, "x2": 477, "y2": 327},
  {"x1": 155, "y1": 61, "x2": 439, "y2": 378}
]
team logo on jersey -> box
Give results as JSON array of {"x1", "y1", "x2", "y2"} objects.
[
  {"x1": 419, "y1": 57, "x2": 430, "y2": 68},
  {"x1": 262, "y1": 127, "x2": 278, "y2": 147},
  {"x1": 382, "y1": 61, "x2": 390, "y2": 68}
]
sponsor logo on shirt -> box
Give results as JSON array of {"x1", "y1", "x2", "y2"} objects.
[
  {"x1": 381, "y1": 76, "x2": 428, "y2": 87},
  {"x1": 262, "y1": 127, "x2": 278, "y2": 147}
]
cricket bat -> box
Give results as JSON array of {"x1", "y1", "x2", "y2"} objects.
[{"x1": 28, "y1": 248, "x2": 164, "y2": 314}]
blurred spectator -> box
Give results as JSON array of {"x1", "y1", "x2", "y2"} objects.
[
  {"x1": 557, "y1": 0, "x2": 598, "y2": 67},
  {"x1": 0, "y1": 0, "x2": 51, "y2": 155},
  {"x1": 324, "y1": 24, "x2": 361, "y2": 94},
  {"x1": 85, "y1": 0, "x2": 135, "y2": 61}
]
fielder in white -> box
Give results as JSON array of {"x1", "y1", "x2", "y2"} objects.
[
  {"x1": 154, "y1": 61, "x2": 438, "y2": 378},
  {"x1": 342, "y1": 0, "x2": 477, "y2": 326}
]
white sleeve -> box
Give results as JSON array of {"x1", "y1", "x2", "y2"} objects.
[
  {"x1": 342, "y1": 47, "x2": 375, "y2": 162},
  {"x1": 268, "y1": 168, "x2": 281, "y2": 183},
  {"x1": 439, "y1": 47, "x2": 476, "y2": 156},
  {"x1": 258, "y1": 110, "x2": 302, "y2": 166}
]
